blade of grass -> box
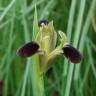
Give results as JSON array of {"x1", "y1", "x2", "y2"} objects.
[
  {"x1": 66, "y1": 0, "x2": 77, "y2": 41},
  {"x1": 0, "y1": 0, "x2": 15, "y2": 22},
  {"x1": 39, "y1": 0, "x2": 56, "y2": 20},
  {"x1": 20, "y1": 59, "x2": 31, "y2": 96},
  {"x1": 24, "y1": 0, "x2": 45, "y2": 15},
  {"x1": 32, "y1": 5, "x2": 39, "y2": 40},
  {"x1": 73, "y1": 0, "x2": 96, "y2": 96},
  {"x1": 74, "y1": 0, "x2": 96, "y2": 81},
  {"x1": 3, "y1": 14, "x2": 15, "y2": 96},
  {"x1": 64, "y1": 0, "x2": 86, "y2": 96},
  {"x1": 79, "y1": 61, "x2": 90, "y2": 96},
  {"x1": 87, "y1": 39, "x2": 96, "y2": 79},
  {"x1": 20, "y1": 1, "x2": 31, "y2": 96},
  {"x1": 61, "y1": 0, "x2": 77, "y2": 95},
  {"x1": 79, "y1": 39, "x2": 96, "y2": 94},
  {"x1": 0, "y1": 19, "x2": 11, "y2": 29},
  {"x1": 89, "y1": 39, "x2": 96, "y2": 52}
]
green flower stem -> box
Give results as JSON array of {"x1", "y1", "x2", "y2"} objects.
[
  {"x1": 31, "y1": 5, "x2": 45, "y2": 96},
  {"x1": 31, "y1": 55, "x2": 45, "y2": 96}
]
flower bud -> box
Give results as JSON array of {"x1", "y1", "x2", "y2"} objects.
[{"x1": 38, "y1": 20, "x2": 49, "y2": 27}]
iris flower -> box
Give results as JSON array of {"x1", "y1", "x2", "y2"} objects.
[{"x1": 17, "y1": 20, "x2": 82, "y2": 73}]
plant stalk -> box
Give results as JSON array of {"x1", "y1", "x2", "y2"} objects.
[{"x1": 31, "y1": 5, "x2": 45, "y2": 96}]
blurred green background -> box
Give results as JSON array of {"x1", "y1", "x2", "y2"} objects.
[{"x1": 0, "y1": 0, "x2": 96, "y2": 96}]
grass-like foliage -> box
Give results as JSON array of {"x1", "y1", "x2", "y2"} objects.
[{"x1": 0, "y1": 0, "x2": 96, "y2": 96}]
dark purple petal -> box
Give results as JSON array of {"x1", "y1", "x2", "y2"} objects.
[
  {"x1": 38, "y1": 20, "x2": 49, "y2": 27},
  {"x1": 62, "y1": 45, "x2": 82, "y2": 63},
  {"x1": 17, "y1": 41, "x2": 39, "y2": 57}
]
